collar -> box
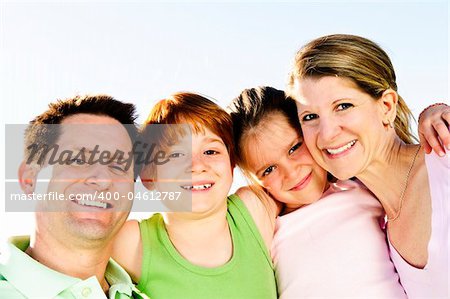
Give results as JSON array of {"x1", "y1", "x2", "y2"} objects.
[
  {"x1": 0, "y1": 236, "x2": 81, "y2": 298},
  {"x1": 0, "y1": 236, "x2": 147, "y2": 299}
]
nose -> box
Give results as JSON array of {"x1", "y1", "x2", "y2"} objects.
[
  {"x1": 280, "y1": 157, "x2": 300, "y2": 183},
  {"x1": 318, "y1": 116, "x2": 341, "y2": 145},
  {"x1": 190, "y1": 153, "x2": 208, "y2": 173},
  {"x1": 85, "y1": 165, "x2": 113, "y2": 190}
]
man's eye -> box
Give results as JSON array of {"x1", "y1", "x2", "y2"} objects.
[
  {"x1": 262, "y1": 165, "x2": 276, "y2": 177},
  {"x1": 70, "y1": 158, "x2": 86, "y2": 165},
  {"x1": 302, "y1": 114, "x2": 318, "y2": 121},
  {"x1": 288, "y1": 142, "x2": 303, "y2": 155},
  {"x1": 336, "y1": 103, "x2": 353, "y2": 111},
  {"x1": 204, "y1": 150, "x2": 219, "y2": 155},
  {"x1": 110, "y1": 164, "x2": 127, "y2": 173}
]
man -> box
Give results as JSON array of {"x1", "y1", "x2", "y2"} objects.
[{"x1": 0, "y1": 95, "x2": 148, "y2": 298}]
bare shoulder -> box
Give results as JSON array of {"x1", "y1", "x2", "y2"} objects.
[
  {"x1": 112, "y1": 220, "x2": 142, "y2": 282},
  {"x1": 236, "y1": 185, "x2": 280, "y2": 217},
  {"x1": 235, "y1": 185, "x2": 280, "y2": 249}
]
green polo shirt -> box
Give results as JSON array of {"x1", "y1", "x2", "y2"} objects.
[{"x1": 0, "y1": 236, "x2": 149, "y2": 299}]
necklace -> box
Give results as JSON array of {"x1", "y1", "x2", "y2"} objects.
[{"x1": 387, "y1": 145, "x2": 421, "y2": 222}]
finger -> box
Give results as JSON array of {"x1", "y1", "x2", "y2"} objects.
[
  {"x1": 433, "y1": 122, "x2": 450, "y2": 151},
  {"x1": 425, "y1": 127, "x2": 445, "y2": 156},
  {"x1": 442, "y1": 110, "x2": 450, "y2": 126},
  {"x1": 418, "y1": 131, "x2": 432, "y2": 154}
]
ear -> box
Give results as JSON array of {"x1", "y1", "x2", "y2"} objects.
[
  {"x1": 18, "y1": 161, "x2": 39, "y2": 194},
  {"x1": 379, "y1": 89, "x2": 398, "y2": 125}
]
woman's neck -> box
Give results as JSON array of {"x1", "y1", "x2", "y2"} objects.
[{"x1": 356, "y1": 137, "x2": 421, "y2": 220}]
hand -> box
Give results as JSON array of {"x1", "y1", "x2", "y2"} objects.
[{"x1": 418, "y1": 103, "x2": 450, "y2": 156}]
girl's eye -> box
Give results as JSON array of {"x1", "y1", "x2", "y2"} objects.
[
  {"x1": 336, "y1": 103, "x2": 353, "y2": 111},
  {"x1": 262, "y1": 165, "x2": 276, "y2": 177},
  {"x1": 302, "y1": 114, "x2": 318, "y2": 122},
  {"x1": 204, "y1": 150, "x2": 219, "y2": 155},
  {"x1": 288, "y1": 142, "x2": 303, "y2": 155}
]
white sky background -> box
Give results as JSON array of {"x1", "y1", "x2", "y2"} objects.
[{"x1": 0, "y1": 1, "x2": 448, "y2": 237}]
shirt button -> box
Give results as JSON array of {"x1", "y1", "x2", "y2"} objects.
[{"x1": 81, "y1": 287, "x2": 92, "y2": 297}]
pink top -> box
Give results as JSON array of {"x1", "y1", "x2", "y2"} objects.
[
  {"x1": 388, "y1": 152, "x2": 449, "y2": 298},
  {"x1": 272, "y1": 180, "x2": 406, "y2": 299}
]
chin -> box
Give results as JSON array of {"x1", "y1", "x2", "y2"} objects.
[{"x1": 326, "y1": 165, "x2": 358, "y2": 180}]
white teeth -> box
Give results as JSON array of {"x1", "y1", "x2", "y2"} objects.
[
  {"x1": 77, "y1": 200, "x2": 107, "y2": 209},
  {"x1": 181, "y1": 183, "x2": 212, "y2": 190},
  {"x1": 326, "y1": 140, "x2": 356, "y2": 155}
]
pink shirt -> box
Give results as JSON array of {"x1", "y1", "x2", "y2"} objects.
[
  {"x1": 272, "y1": 180, "x2": 406, "y2": 298},
  {"x1": 388, "y1": 152, "x2": 449, "y2": 298}
]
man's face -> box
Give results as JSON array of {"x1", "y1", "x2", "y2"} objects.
[{"x1": 33, "y1": 114, "x2": 134, "y2": 245}]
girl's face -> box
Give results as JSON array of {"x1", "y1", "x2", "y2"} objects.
[
  {"x1": 155, "y1": 126, "x2": 233, "y2": 214},
  {"x1": 244, "y1": 112, "x2": 328, "y2": 209},
  {"x1": 291, "y1": 76, "x2": 387, "y2": 180}
]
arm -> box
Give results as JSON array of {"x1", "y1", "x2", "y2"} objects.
[
  {"x1": 418, "y1": 103, "x2": 450, "y2": 156},
  {"x1": 111, "y1": 220, "x2": 142, "y2": 283},
  {"x1": 236, "y1": 185, "x2": 282, "y2": 250}
]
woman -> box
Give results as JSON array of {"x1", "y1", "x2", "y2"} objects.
[{"x1": 288, "y1": 34, "x2": 448, "y2": 298}]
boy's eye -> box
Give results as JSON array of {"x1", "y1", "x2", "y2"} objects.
[
  {"x1": 262, "y1": 165, "x2": 276, "y2": 177},
  {"x1": 336, "y1": 103, "x2": 353, "y2": 111},
  {"x1": 169, "y1": 152, "x2": 185, "y2": 158},
  {"x1": 204, "y1": 150, "x2": 219, "y2": 155},
  {"x1": 302, "y1": 114, "x2": 318, "y2": 122},
  {"x1": 288, "y1": 142, "x2": 302, "y2": 155}
]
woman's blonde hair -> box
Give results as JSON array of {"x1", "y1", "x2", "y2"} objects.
[{"x1": 288, "y1": 34, "x2": 417, "y2": 144}]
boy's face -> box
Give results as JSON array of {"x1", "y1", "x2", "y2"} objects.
[{"x1": 153, "y1": 126, "x2": 233, "y2": 214}]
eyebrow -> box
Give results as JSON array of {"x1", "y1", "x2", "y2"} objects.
[
  {"x1": 332, "y1": 97, "x2": 353, "y2": 105},
  {"x1": 203, "y1": 137, "x2": 226, "y2": 146},
  {"x1": 298, "y1": 97, "x2": 354, "y2": 115}
]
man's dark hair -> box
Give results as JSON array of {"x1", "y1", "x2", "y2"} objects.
[{"x1": 24, "y1": 94, "x2": 141, "y2": 177}]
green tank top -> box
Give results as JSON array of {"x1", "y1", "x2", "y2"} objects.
[{"x1": 137, "y1": 194, "x2": 277, "y2": 299}]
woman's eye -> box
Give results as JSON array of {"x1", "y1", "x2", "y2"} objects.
[
  {"x1": 302, "y1": 114, "x2": 318, "y2": 122},
  {"x1": 204, "y1": 150, "x2": 219, "y2": 155},
  {"x1": 262, "y1": 165, "x2": 276, "y2": 177},
  {"x1": 288, "y1": 142, "x2": 303, "y2": 155},
  {"x1": 336, "y1": 103, "x2": 353, "y2": 111}
]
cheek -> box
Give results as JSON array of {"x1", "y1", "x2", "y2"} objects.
[
  {"x1": 313, "y1": 168, "x2": 328, "y2": 190},
  {"x1": 262, "y1": 176, "x2": 280, "y2": 192},
  {"x1": 299, "y1": 126, "x2": 316, "y2": 142}
]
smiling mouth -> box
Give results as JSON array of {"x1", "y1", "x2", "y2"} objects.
[
  {"x1": 72, "y1": 199, "x2": 112, "y2": 209},
  {"x1": 181, "y1": 183, "x2": 214, "y2": 191},
  {"x1": 290, "y1": 172, "x2": 312, "y2": 191},
  {"x1": 325, "y1": 140, "x2": 356, "y2": 155}
]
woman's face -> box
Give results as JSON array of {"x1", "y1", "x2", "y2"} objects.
[
  {"x1": 244, "y1": 112, "x2": 328, "y2": 209},
  {"x1": 291, "y1": 76, "x2": 387, "y2": 180}
]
